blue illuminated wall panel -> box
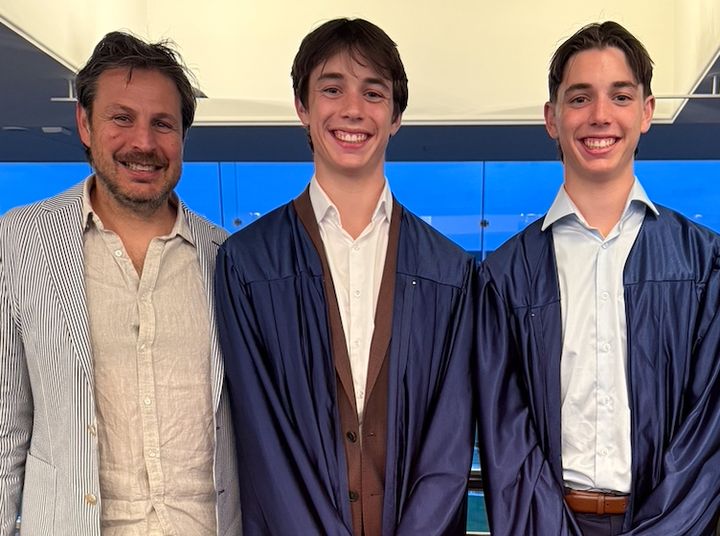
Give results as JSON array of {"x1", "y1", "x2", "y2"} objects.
[
  {"x1": 0, "y1": 163, "x2": 91, "y2": 214},
  {"x1": 219, "y1": 162, "x2": 312, "y2": 232},
  {"x1": 218, "y1": 162, "x2": 486, "y2": 253},
  {"x1": 3, "y1": 160, "x2": 720, "y2": 263},
  {"x1": 174, "y1": 163, "x2": 222, "y2": 224},
  {"x1": 0, "y1": 163, "x2": 223, "y2": 226},
  {"x1": 386, "y1": 162, "x2": 484, "y2": 252},
  {"x1": 636, "y1": 161, "x2": 720, "y2": 231},
  {"x1": 483, "y1": 161, "x2": 563, "y2": 254}
]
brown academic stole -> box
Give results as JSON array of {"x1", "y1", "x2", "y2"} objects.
[{"x1": 294, "y1": 188, "x2": 400, "y2": 536}]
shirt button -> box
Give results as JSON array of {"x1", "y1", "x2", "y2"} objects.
[
  {"x1": 148, "y1": 449, "x2": 157, "y2": 458},
  {"x1": 87, "y1": 424, "x2": 97, "y2": 436},
  {"x1": 84, "y1": 493, "x2": 98, "y2": 505},
  {"x1": 144, "y1": 397, "x2": 152, "y2": 406},
  {"x1": 353, "y1": 289, "x2": 361, "y2": 298},
  {"x1": 601, "y1": 343, "x2": 611, "y2": 352},
  {"x1": 349, "y1": 491, "x2": 359, "y2": 502},
  {"x1": 114, "y1": 249, "x2": 122, "y2": 257},
  {"x1": 346, "y1": 431, "x2": 358, "y2": 443},
  {"x1": 601, "y1": 291, "x2": 610, "y2": 301},
  {"x1": 600, "y1": 448, "x2": 609, "y2": 456},
  {"x1": 601, "y1": 243, "x2": 609, "y2": 249},
  {"x1": 353, "y1": 245, "x2": 360, "y2": 252}
]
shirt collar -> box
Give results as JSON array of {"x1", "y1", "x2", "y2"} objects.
[
  {"x1": 308, "y1": 176, "x2": 393, "y2": 228},
  {"x1": 82, "y1": 175, "x2": 193, "y2": 244},
  {"x1": 541, "y1": 178, "x2": 659, "y2": 231}
]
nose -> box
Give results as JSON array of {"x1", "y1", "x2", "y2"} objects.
[
  {"x1": 341, "y1": 91, "x2": 364, "y2": 120},
  {"x1": 131, "y1": 122, "x2": 158, "y2": 152},
  {"x1": 590, "y1": 96, "x2": 611, "y2": 125}
]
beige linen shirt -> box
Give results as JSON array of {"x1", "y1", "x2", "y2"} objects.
[{"x1": 82, "y1": 179, "x2": 217, "y2": 535}]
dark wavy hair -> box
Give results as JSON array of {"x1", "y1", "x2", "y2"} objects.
[
  {"x1": 75, "y1": 31, "x2": 196, "y2": 143},
  {"x1": 291, "y1": 18, "x2": 409, "y2": 122}
]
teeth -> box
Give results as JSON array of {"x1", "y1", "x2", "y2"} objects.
[
  {"x1": 123, "y1": 162, "x2": 157, "y2": 171},
  {"x1": 334, "y1": 131, "x2": 368, "y2": 143},
  {"x1": 584, "y1": 138, "x2": 615, "y2": 149}
]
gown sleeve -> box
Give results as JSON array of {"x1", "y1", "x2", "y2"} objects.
[
  {"x1": 214, "y1": 244, "x2": 352, "y2": 536},
  {"x1": 395, "y1": 261, "x2": 476, "y2": 536},
  {"x1": 475, "y1": 266, "x2": 579, "y2": 536},
  {"x1": 623, "y1": 254, "x2": 720, "y2": 536}
]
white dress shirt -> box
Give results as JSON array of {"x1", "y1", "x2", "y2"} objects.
[
  {"x1": 542, "y1": 180, "x2": 658, "y2": 493},
  {"x1": 309, "y1": 177, "x2": 392, "y2": 421}
]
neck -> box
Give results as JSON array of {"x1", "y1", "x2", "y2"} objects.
[
  {"x1": 563, "y1": 172, "x2": 634, "y2": 238},
  {"x1": 90, "y1": 185, "x2": 177, "y2": 274},
  {"x1": 315, "y1": 172, "x2": 385, "y2": 240}
]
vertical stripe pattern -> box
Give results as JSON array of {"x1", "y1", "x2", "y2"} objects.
[{"x1": 0, "y1": 181, "x2": 241, "y2": 535}]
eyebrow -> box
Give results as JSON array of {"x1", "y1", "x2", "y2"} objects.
[
  {"x1": 565, "y1": 80, "x2": 639, "y2": 93},
  {"x1": 316, "y1": 72, "x2": 391, "y2": 89},
  {"x1": 103, "y1": 104, "x2": 179, "y2": 122}
]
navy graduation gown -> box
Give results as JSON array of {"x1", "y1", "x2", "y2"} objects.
[
  {"x1": 216, "y1": 199, "x2": 475, "y2": 535},
  {"x1": 477, "y1": 206, "x2": 720, "y2": 536}
]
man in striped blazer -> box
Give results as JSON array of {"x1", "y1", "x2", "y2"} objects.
[{"x1": 0, "y1": 32, "x2": 240, "y2": 535}]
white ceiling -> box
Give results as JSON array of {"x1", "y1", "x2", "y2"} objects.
[{"x1": 1, "y1": 0, "x2": 720, "y2": 127}]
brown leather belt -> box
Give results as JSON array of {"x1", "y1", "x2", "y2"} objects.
[{"x1": 565, "y1": 489, "x2": 628, "y2": 515}]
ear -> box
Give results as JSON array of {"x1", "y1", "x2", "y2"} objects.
[
  {"x1": 390, "y1": 112, "x2": 402, "y2": 138},
  {"x1": 295, "y1": 97, "x2": 309, "y2": 126},
  {"x1": 544, "y1": 101, "x2": 558, "y2": 139},
  {"x1": 76, "y1": 104, "x2": 92, "y2": 147},
  {"x1": 640, "y1": 95, "x2": 655, "y2": 134}
]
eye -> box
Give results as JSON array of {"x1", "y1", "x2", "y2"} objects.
[
  {"x1": 321, "y1": 86, "x2": 341, "y2": 97},
  {"x1": 614, "y1": 94, "x2": 633, "y2": 104},
  {"x1": 112, "y1": 114, "x2": 132, "y2": 125},
  {"x1": 569, "y1": 95, "x2": 588, "y2": 106},
  {"x1": 154, "y1": 120, "x2": 176, "y2": 132},
  {"x1": 365, "y1": 90, "x2": 386, "y2": 102}
]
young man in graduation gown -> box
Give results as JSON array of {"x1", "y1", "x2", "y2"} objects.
[
  {"x1": 215, "y1": 18, "x2": 475, "y2": 536},
  {"x1": 476, "y1": 21, "x2": 720, "y2": 536}
]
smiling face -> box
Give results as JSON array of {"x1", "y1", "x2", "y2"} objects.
[
  {"x1": 295, "y1": 51, "x2": 401, "y2": 183},
  {"x1": 77, "y1": 67, "x2": 184, "y2": 216},
  {"x1": 544, "y1": 46, "x2": 655, "y2": 188}
]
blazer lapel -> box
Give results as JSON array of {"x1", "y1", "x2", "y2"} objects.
[
  {"x1": 184, "y1": 205, "x2": 227, "y2": 412},
  {"x1": 37, "y1": 189, "x2": 94, "y2": 388}
]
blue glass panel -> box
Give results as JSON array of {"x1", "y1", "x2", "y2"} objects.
[
  {"x1": 0, "y1": 163, "x2": 91, "y2": 214},
  {"x1": 386, "y1": 162, "x2": 484, "y2": 252},
  {"x1": 483, "y1": 161, "x2": 563, "y2": 254},
  {"x1": 0, "y1": 162, "x2": 222, "y2": 227},
  {"x1": 635, "y1": 161, "x2": 720, "y2": 232},
  {"x1": 175, "y1": 162, "x2": 222, "y2": 225},
  {"x1": 467, "y1": 491, "x2": 490, "y2": 533},
  {"x1": 222, "y1": 162, "x2": 313, "y2": 232}
]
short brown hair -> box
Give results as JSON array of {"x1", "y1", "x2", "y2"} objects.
[
  {"x1": 291, "y1": 18, "x2": 408, "y2": 122},
  {"x1": 548, "y1": 21, "x2": 653, "y2": 102}
]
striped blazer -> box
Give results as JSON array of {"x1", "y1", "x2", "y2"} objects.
[{"x1": 0, "y1": 181, "x2": 241, "y2": 535}]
